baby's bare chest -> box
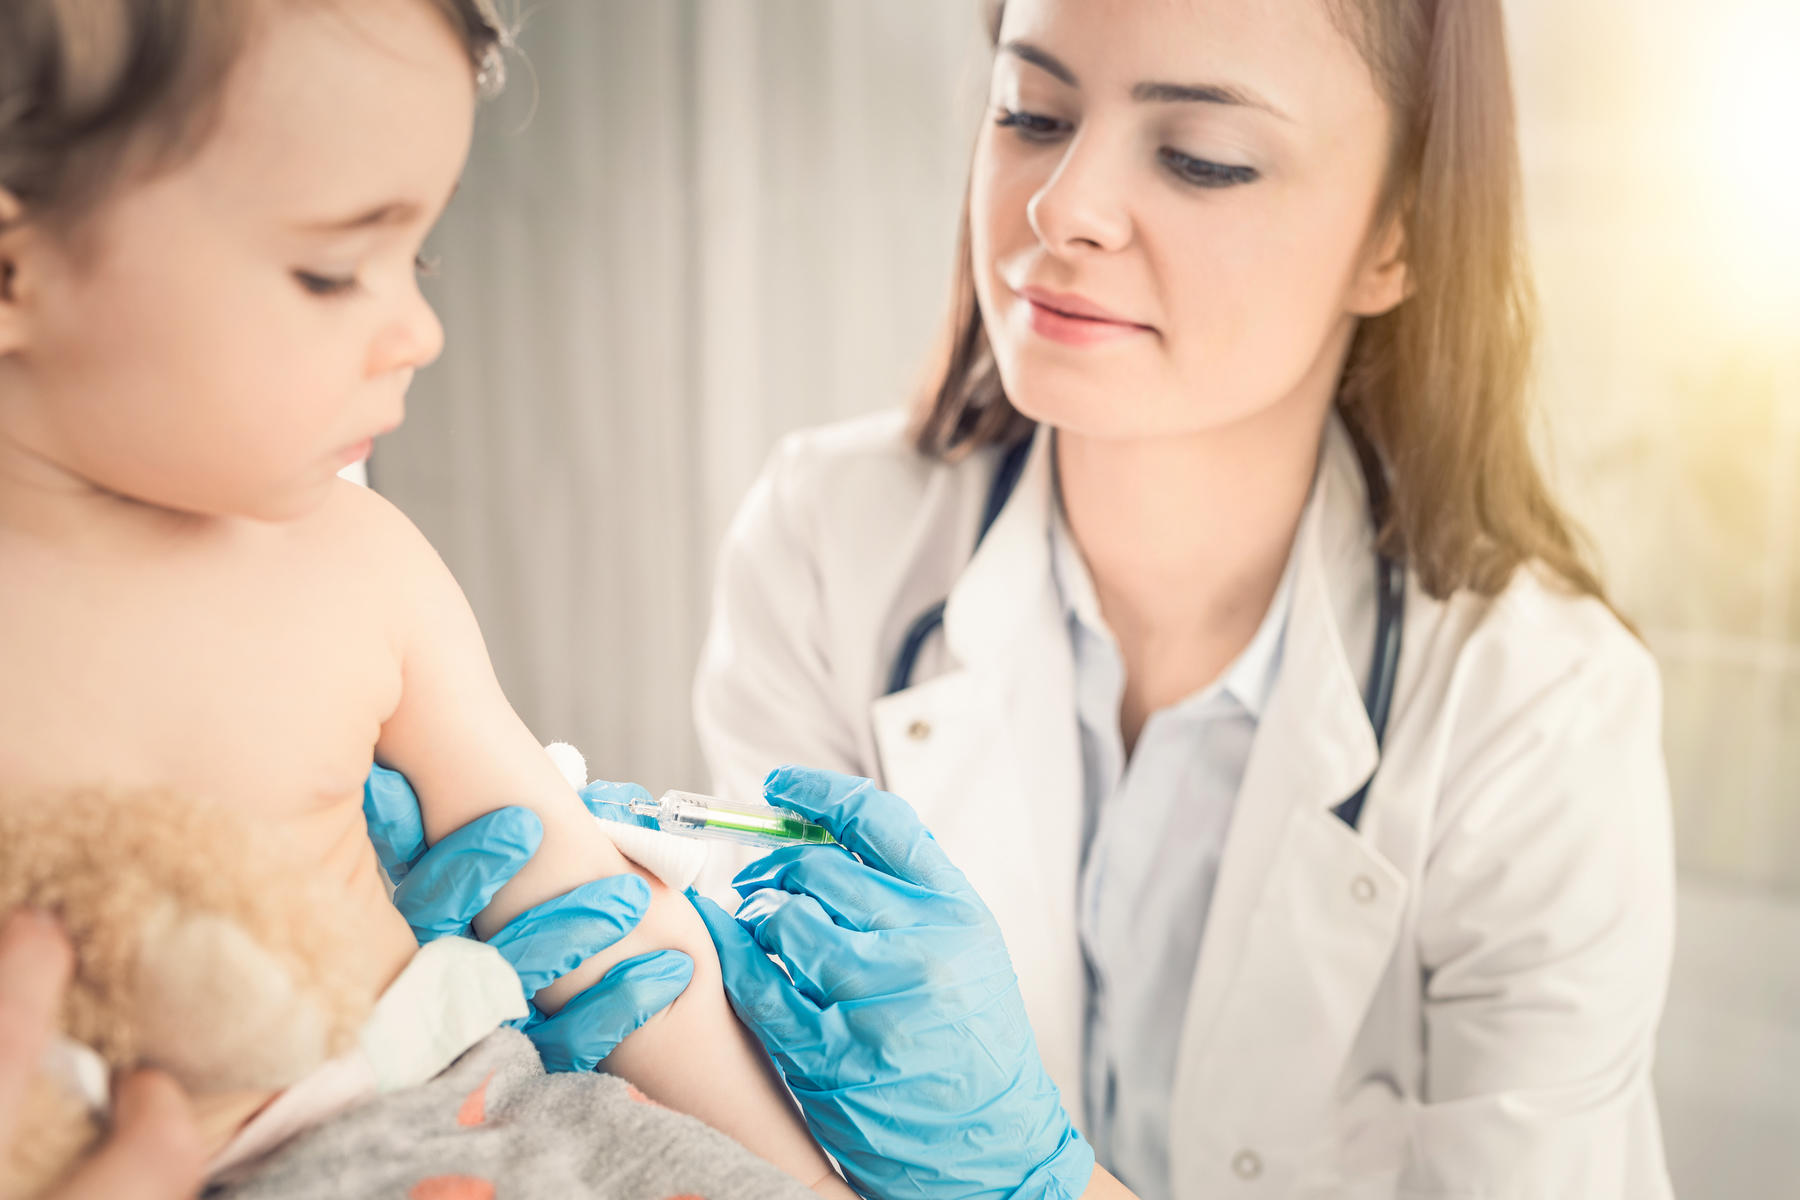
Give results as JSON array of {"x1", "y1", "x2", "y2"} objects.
[{"x1": 0, "y1": 537, "x2": 402, "y2": 815}]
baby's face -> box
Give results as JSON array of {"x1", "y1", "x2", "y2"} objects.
[{"x1": 18, "y1": 2, "x2": 477, "y2": 522}]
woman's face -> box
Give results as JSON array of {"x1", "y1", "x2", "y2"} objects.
[{"x1": 972, "y1": 0, "x2": 1409, "y2": 443}]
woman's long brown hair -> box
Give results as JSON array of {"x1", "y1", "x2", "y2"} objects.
[{"x1": 912, "y1": 0, "x2": 1607, "y2": 605}]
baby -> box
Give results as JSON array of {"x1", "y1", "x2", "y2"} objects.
[{"x1": 0, "y1": 0, "x2": 845, "y2": 1195}]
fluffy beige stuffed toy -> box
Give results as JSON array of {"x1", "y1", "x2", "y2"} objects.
[{"x1": 0, "y1": 789, "x2": 374, "y2": 1198}]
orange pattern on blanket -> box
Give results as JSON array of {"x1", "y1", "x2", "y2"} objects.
[
  {"x1": 625, "y1": 1082, "x2": 668, "y2": 1110},
  {"x1": 457, "y1": 1073, "x2": 495, "y2": 1127},
  {"x1": 408, "y1": 1177, "x2": 495, "y2": 1200}
]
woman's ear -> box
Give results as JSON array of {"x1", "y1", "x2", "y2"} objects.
[{"x1": 1348, "y1": 210, "x2": 1411, "y2": 318}]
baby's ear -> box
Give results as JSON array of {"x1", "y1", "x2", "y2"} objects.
[
  {"x1": 0, "y1": 188, "x2": 36, "y2": 357},
  {"x1": 133, "y1": 901, "x2": 344, "y2": 1093}
]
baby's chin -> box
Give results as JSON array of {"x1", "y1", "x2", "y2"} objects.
[
  {"x1": 87, "y1": 472, "x2": 346, "y2": 529},
  {"x1": 233, "y1": 474, "x2": 354, "y2": 525}
]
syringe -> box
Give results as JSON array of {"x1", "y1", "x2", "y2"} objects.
[{"x1": 604, "y1": 789, "x2": 837, "y2": 851}]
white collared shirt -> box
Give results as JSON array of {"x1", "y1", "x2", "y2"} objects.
[{"x1": 1050, "y1": 496, "x2": 1295, "y2": 1200}]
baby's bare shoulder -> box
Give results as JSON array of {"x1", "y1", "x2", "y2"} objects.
[
  {"x1": 286, "y1": 479, "x2": 448, "y2": 589},
  {"x1": 285, "y1": 481, "x2": 477, "y2": 668},
  {"x1": 298, "y1": 477, "x2": 432, "y2": 552}
]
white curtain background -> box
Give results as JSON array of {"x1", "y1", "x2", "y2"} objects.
[
  {"x1": 374, "y1": 2, "x2": 1799, "y2": 1190},
  {"x1": 377, "y1": 0, "x2": 985, "y2": 791}
]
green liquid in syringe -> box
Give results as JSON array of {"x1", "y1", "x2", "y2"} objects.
[{"x1": 703, "y1": 810, "x2": 836, "y2": 845}]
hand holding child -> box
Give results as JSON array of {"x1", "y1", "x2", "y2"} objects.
[{"x1": 0, "y1": 912, "x2": 205, "y2": 1200}]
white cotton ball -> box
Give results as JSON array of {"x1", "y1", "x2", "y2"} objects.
[
  {"x1": 543, "y1": 742, "x2": 588, "y2": 789},
  {"x1": 543, "y1": 740, "x2": 706, "y2": 889},
  {"x1": 601, "y1": 823, "x2": 710, "y2": 893}
]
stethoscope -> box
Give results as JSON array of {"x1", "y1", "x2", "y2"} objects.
[{"x1": 884, "y1": 422, "x2": 1406, "y2": 831}]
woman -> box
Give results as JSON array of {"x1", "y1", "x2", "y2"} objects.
[{"x1": 685, "y1": 0, "x2": 1674, "y2": 1197}]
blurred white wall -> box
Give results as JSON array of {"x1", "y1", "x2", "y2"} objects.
[
  {"x1": 1506, "y1": 2, "x2": 1800, "y2": 1187},
  {"x1": 377, "y1": 1, "x2": 1799, "y2": 1191},
  {"x1": 1512, "y1": 0, "x2": 1800, "y2": 894}
]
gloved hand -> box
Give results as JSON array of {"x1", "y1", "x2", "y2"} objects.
[
  {"x1": 363, "y1": 764, "x2": 693, "y2": 1071},
  {"x1": 691, "y1": 766, "x2": 1095, "y2": 1200}
]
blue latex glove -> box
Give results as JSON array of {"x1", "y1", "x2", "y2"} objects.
[
  {"x1": 692, "y1": 766, "x2": 1095, "y2": 1200},
  {"x1": 363, "y1": 763, "x2": 693, "y2": 1071}
]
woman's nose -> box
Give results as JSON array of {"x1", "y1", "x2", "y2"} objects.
[{"x1": 1026, "y1": 133, "x2": 1134, "y2": 256}]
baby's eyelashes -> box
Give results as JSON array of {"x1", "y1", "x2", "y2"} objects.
[
  {"x1": 293, "y1": 256, "x2": 440, "y2": 299},
  {"x1": 294, "y1": 269, "x2": 360, "y2": 298}
]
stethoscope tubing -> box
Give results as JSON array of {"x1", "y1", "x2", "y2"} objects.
[{"x1": 886, "y1": 423, "x2": 1404, "y2": 833}]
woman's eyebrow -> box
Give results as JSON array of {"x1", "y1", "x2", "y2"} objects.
[
  {"x1": 1001, "y1": 40, "x2": 1078, "y2": 87},
  {"x1": 1000, "y1": 39, "x2": 1290, "y2": 122},
  {"x1": 1133, "y1": 80, "x2": 1291, "y2": 122}
]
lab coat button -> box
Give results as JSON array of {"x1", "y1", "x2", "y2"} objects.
[
  {"x1": 907, "y1": 719, "x2": 932, "y2": 741},
  {"x1": 1351, "y1": 875, "x2": 1378, "y2": 904},
  {"x1": 1231, "y1": 1150, "x2": 1263, "y2": 1180}
]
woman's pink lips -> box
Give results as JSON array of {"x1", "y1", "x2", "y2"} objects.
[{"x1": 1017, "y1": 287, "x2": 1152, "y2": 347}]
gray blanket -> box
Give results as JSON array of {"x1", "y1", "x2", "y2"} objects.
[{"x1": 208, "y1": 1030, "x2": 821, "y2": 1200}]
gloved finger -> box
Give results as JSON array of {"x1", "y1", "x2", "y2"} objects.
[
  {"x1": 0, "y1": 911, "x2": 72, "y2": 1140},
  {"x1": 55, "y1": 1069, "x2": 206, "y2": 1200},
  {"x1": 529, "y1": 950, "x2": 695, "y2": 1073},
  {"x1": 735, "y1": 888, "x2": 885, "y2": 1008},
  {"x1": 763, "y1": 766, "x2": 969, "y2": 894},
  {"x1": 690, "y1": 893, "x2": 815, "y2": 1047},
  {"x1": 732, "y1": 844, "x2": 938, "y2": 933},
  {"x1": 390, "y1": 807, "x2": 543, "y2": 943},
  {"x1": 363, "y1": 764, "x2": 428, "y2": 883},
  {"x1": 577, "y1": 779, "x2": 660, "y2": 830},
  {"x1": 489, "y1": 874, "x2": 652, "y2": 997}
]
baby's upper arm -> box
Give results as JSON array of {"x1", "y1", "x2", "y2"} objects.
[
  {"x1": 337, "y1": 490, "x2": 847, "y2": 1189},
  {"x1": 355, "y1": 490, "x2": 635, "y2": 938}
]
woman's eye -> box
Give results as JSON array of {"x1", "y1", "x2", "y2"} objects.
[
  {"x1": 294, "y1": 270, "x2": 359, "y2": 297},
  {"x1": 994, "y1": 108, "x2": 1069, "y2": 142},
  {"x1": 414, "y1": 253, "x2": 440, "y2": 279},
  {"x1": 1159, "y1": 148, "x2": 1259, "y2": 189}
]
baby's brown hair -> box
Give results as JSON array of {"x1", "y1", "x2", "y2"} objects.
[{"x1": 0, "y1": 0, "x2": 508, "y2": 236}]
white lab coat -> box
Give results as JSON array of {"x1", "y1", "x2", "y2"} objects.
[{"x1": 693, "y1": 410, "x2": 1676, "y2": 1200}]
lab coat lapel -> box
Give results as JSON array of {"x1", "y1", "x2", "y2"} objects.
[
  {"x1": 1168, "y1": 421, "x2": 1412, "y2": 1194},
  {"x1": 870, "y1": 428, "x2": 1090, "y2": 1119}
]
